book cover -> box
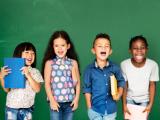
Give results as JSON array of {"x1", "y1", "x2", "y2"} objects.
[
  {"x1": 4, "y1": 58, "x2": 25, "y2": 88},
  {"x1": 110, "y1": 74, "x2": 118, "y2": 96},
  {"x1": 124, "y1": 103, "x2": 148, "y2": 120}
]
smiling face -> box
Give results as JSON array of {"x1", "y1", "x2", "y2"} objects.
[
  {"x1": 22, "y1": 50, "x2": 35, "y2": 66},
  {"x1": 130, "y1": 39, "x2": 148, "y2": 66},
  {"x1": 92, "y1": 38, "x2": 112, "y2": 62},
  {"x1": 53, "y1": 37, "x2": 70, "y2": 58}
]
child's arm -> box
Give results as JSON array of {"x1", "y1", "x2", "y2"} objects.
[
  {"x1": 112, "y1": 67, "x2": 126, "y2": 101},
  {"x1": 143, "y1": 81, "x2": 155, "y2": 113},
  {"x1": 111, "y1": 74, "x2": 123, "y2": 101},
  {"x1": 44, "y1": 60, "x2": 59, "y2": 112},
  {"x1": 71, "y1": 60, "x2": 80, "y2": 111},
  {"x1": 0, "y1": 66, "x2": 10, "y2": 92},
  {"x1": 83, "y1": 66, "x2": 92, "y2": 109},
  {"x1": 22, "y1": 67, "x2": 41, "y2": 93},
  {"x1": 113, "y1": 87, "x2": 123, "y2": 101},
  {"x1": 85, "y1": 93, "x2": 91, "y2": 109},
  {"x1": 122, "y1": 82, "x2": 131, "y2": 115}
]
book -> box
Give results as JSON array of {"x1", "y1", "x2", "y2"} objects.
[
  {"x1": 4, "y1": 58, "x2": 25, "y2": 88},
  {"x1": 110, "y1": 74, "x2": 118, "y2": 96},
  {"x1": 124, "y1": 103, "x2": 148, "y2": 120}
]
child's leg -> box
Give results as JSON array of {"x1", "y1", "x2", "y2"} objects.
[
  {"x1": 125, "y1": 99, "x2": 148, "y2": 120},
  {"x1": 103, "y1": 112, "x2": 117, "y2": 120},
  {"x1": 62, "y1": 102, "x2": 73, "y2": 120},
  {"x1": 17, "y1": 106, "x2": 34, "y2": 120},
  {"x1": 50, "y1": 108, "x2": 62, "y2": 120},
  {"x1": 88, "y1": 108, "x2": 103, "y2": 120},
  {"x1": 5, "y1": 107, "x2": 18, "y2": 120}
]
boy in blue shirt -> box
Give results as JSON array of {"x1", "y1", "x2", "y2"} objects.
[{"x1": 83, "y1": 33, "x2": 125, "y2": 120}]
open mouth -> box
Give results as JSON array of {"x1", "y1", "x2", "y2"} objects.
[
  {"x1": 26, "y1": 58, "x2": 32, "y2": 62},
  {"x1": 135, "y1": 55, "x2": 143, "y2": 60},
  {"x1": 58, "y1": 51, "x2": 64, "y2": 55},
  {"x1": 100, "y1": 52, "x2": 106, "y2": 55}
]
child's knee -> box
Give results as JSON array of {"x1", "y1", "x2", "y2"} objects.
[
  {"x1": 6, "y1": 111, "x2": 17, "y2": 120},
  {"x1": 24, "y1": 112, "x2": 32, "y2": 120}
]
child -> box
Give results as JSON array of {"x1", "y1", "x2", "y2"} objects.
[
  {"x1": 42, "y1": 30, "x2": 80, "y2": 120},
  {"x1": 121, "y1": 35, "x2": 159, "y2": 120},
  {"x1": 83, "y1": 33, "x2": 125, "y2": 120},
  {"x1": 0, "y1": 42, "x2": 43, "y2": 120}
]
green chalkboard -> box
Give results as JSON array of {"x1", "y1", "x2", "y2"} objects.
[{"x1": 0, "y1": 0, "x2": 160, "y2": 119}]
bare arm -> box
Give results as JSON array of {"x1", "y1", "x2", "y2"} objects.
[
  {"x1": 122, "y1": 82, "x2": 127, "y2": 107},
  {"x1": 148, "y1": 81, "x2": 156, "y2": 108},
  {"x1": 112, "y1": 88, "x2": 123, "y2": 101},
  {"x1": 0, "y1": 76, "x2": 10, "y2": 92},
  {"x1": 122, "y1": 81, "x2": 131, "y2": 114},
  {"x1": 0, "y1": 67, "x2": 10, "y2": 92},
  {"x1": 117, "y1": 87, "x2": 123, "y2": 99},
  {"x1": 44, "y1": 60, "x2": 59, "y2": 111},
  {"x1": 71, "y1": 60, "x2": 80, "y2": 110},
  {"x1": 143, "y1": 81, "x2": 155, "y2": 113},
  {"x1": 22, "y1": 67, "x2": 41, "y2": 93},
  {"x1": 85, "y1": 93, "x2": 91, "y2": 109}
]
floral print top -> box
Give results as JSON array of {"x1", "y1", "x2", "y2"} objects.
[
  {"x1": 6, "y1": 67, "x2": 43, "y2": 108},
  {"x1": 51, "y1": 57, "x2": 76, "y2": 102}
]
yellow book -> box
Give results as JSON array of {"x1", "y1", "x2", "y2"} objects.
[{"x1": 110, "y1": 75, "x2": 118, "y2": 96}]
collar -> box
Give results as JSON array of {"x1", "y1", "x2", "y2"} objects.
[
  {"x1": 93, "y1": 59, "x2": 110, "y2": 69},
  {"x1": 54, "y1": 56, "x2": 68, "y2": 61}
]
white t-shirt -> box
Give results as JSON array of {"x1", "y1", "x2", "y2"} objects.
[
  {"x1": 6, "y1": 67, "x2": 44, "y2": 108},
  {"x1": 121, "y1": 58, "x2": 159, "y2": 103}
]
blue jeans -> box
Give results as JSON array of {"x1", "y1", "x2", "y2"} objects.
[
  {"x1": 50, "y1": 102, "x2": 73, "y2": 120},
  {"x1": 5, "y1": 106, "x2": 34, "y2": 120},
  {"x1": 88, "y1": 108, "x2": 117, "y2": 120}
]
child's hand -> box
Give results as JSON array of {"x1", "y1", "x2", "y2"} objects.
[
  {"x1": 123, "y1": 104, "x2": 131, "y2": 115},
  {"x1": 70, "y1": 97, "x2": 79, "y2": 111},
  {"x1": 143, "y1": 104, "x2": 151, "y2": 114},
  {"x1": 21, "y1": 66, "x2": 31, "y2": 79},
  {"x1": 0, "y1": 66, "x2": 11, "y2": 79},
  {"x1": 50, "y1": 99, "x2": 60, "y2": 112},
  {"x1": 112, "y1": 94, "x2": 121, "y2": 101}
]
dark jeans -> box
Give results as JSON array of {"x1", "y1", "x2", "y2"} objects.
[{"x1": 50, "y1": 102, "x2": 73, "y2": 120}]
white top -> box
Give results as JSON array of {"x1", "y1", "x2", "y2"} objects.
[
  {"x1": 6, "y1": 67, "x2": 43, "y2": 108},
  {"x1": 121, "y1": 58, "x2": 159, "y2": 103}
]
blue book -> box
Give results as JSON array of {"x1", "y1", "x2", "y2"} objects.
[{"x1": 4, "y1": 58, "x2": 25, "y2": 88}]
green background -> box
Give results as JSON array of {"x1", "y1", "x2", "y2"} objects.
[{"x1": 0, "y1": 0, "x2": 160, "y2": 119}]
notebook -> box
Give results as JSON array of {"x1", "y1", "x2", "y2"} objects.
[
  {"x1": 4, "y1": 58, "x2": 25, "y2": 88},
  {"x1": 124, "y1": 103, "x2": 148, "y2": 120}
]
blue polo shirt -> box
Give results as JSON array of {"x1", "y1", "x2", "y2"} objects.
[{"x1": 83, "y1": 60, "x2": 125, "y2": 115}]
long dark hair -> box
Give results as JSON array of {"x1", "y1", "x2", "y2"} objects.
[
  {"x1": 42, "y1": 30, "x2": 79, "y2": 76},
  {"x1": 13, "y1": 42, "x2": 36, "y2": 67}
]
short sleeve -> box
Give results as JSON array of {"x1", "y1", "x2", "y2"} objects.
[
  {"x1": 150, "y1": 62, "x2": 159, "y2": 82},
  {"x1": 120, "y1": 62, "x2": 128, "y2": 81},
  {"x1": 30, "y1": 68, "x2": 44, "y2": 83}
]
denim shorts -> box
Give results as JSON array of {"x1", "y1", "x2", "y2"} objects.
[
  {"x1": 5, "y1": 106, "x2": 34, "y2": 120},
  {"x1": 50, "y1": 102, "x2": 73, "y2": 120},
  {"x1": 88, "y1": 108, "x2": 117, "y2": 120}
]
